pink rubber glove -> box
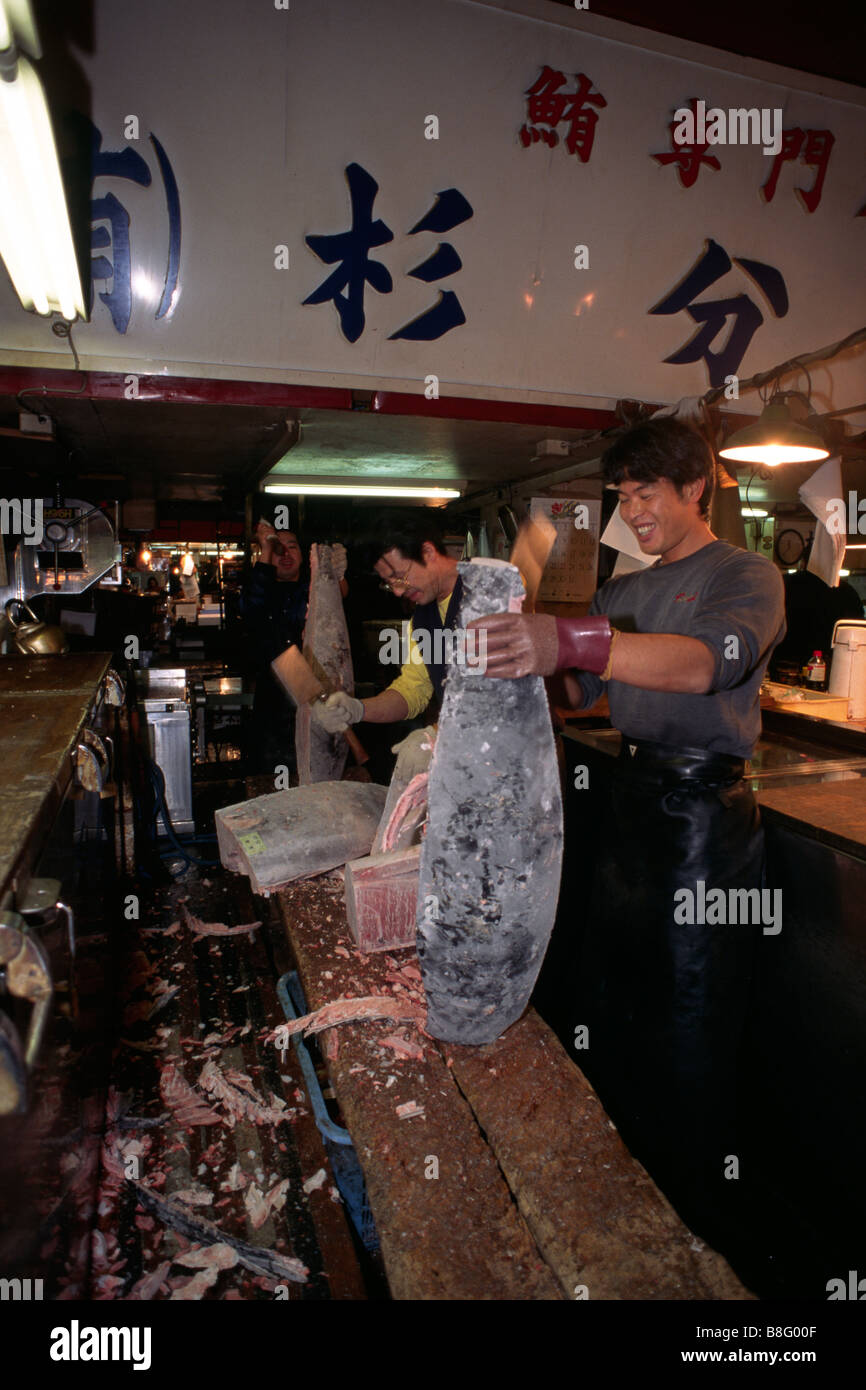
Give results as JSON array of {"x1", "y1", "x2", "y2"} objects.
[{"x1": 467, "y1": 613, "x2": 612, "y2": 678}]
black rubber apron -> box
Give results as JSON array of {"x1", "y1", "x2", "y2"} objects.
[{"x1": 577, "y1": 737, "x2": 763, "y2": 1238}]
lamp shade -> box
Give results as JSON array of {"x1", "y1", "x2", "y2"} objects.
[{"x1": 719, "y1": 402, "x2": 829, "y2": 466}]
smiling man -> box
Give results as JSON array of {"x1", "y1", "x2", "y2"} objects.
[{"x1": 471, "y1": 416, "x2": 786, "y2": 1252}]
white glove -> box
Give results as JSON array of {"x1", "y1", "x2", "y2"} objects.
[
  {"x1": 390, "y1": 727, "x2": 436, "y2": 781},
  {"x1": 312, "y1": 691, "x2": 364, "y2": 734},
  {"x1": 330, "y1": 543, "x2": 347, "y2": 581}
]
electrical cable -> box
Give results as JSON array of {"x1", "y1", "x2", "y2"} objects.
[
  {"x1": 15, "y1": 318, "x2": 88, "y2": 415},
  {"x1": 703, "y1": 325, "x2": 866, "y2": 408},
  {"x1": 142, "y1": 759, "x2": 219, "y2": 877}
]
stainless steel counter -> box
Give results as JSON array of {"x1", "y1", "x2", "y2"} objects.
[{"x1": 562, "y1": 725, "x2": 866, "y2": 792}]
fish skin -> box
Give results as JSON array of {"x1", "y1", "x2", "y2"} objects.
[
  {"x1": 129, "y1": 1181, "x2": 308, "y2": 1283},
  {"x1": 273, "y1": 995, "x2": 425, "y2": 1046},
  {"x1": 417, "y1": 559, "x2": 564, "y2": 1044},
  {"x1": 297, "y1": 544, "x2": 353, "y2": 784},
  {"x1": 380, "y1": 772, "x2": 429, "y2": 853}
]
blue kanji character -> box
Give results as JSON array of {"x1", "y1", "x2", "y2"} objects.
[
  {"x1": 88, "y1": 125, "x2": 151, "y2": 334},
  {"x1": 304, "y1": 163, "x2": 394, "y2": 343},
  {"x1": 389, "y1": 188, "x2": 473, "y2": 341},
  {"x1": 66, "y1": 114, "x2": 182, "y2": 333},
  {"x1": 650, "y1": 239, "x2": 788, "y2": 387},
  {"x1": 149, "y1": 134, "x2": 181, "y2": 320}
]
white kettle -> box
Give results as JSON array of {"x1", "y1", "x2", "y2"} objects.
[{"x1": 829, "y1": 619, "x2": 866, "y2": 720}]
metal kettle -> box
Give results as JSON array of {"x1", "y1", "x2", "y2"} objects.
[{"x1": 4, "y1": 600, "x2": 69, "y2": 656}]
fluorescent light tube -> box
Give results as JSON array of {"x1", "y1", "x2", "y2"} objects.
[
  {"x1": 0, "y1": 46, "x2": 85, "y2": 318},
  {"x1": 264, "y1": 483, "x2": 462, "y2": 499}
]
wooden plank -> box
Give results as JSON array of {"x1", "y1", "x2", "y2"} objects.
[
  {"x1": 275, "y1": 880, "x2": 563, "y2": 1301},
  {"x1": 446, "y1": 1011, "x2": 753, "y2": 1301}
]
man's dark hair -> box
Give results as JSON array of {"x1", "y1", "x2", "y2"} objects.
[
  {"x1": 368, "y1": 509, "x2": 448, "y2": 563},
  {"x1": 601, "y1": 418, "x2": 715, "y2": 519}
]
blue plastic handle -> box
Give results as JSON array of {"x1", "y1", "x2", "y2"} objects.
[{"x1": 276, "y1": 972, "x2": 352, "y2": 1146}]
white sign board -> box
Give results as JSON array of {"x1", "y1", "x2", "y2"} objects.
[{"x1": 0, "y1": 0, "x2": 863, "y2": 413}]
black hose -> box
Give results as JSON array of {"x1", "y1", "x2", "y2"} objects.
[{"x1": 145, "y1": 759, "x2": 219, "y2": 874}]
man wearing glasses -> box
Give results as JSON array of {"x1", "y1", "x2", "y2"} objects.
[{"x1": 314, "y1": 512, "x2": 459, "y2": 735}]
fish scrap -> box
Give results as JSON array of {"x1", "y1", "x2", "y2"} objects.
[
  {"x1": 181, "y1": 905, "x2": 261, "y2": 938},
  {"x1": 159, "y1": 1062, "x2": 223, "y2": 1128},
  {"x1": 197, "y1": 1059, "x2": 290, "y2": 1127},
  {"x1": 129, "y1": 1181, "x2": 308, "y2": 1284},
  {"x1": 273, "y1": 994, "x2": 426, "y2": 1048}
]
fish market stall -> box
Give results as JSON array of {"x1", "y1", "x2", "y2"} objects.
[{"x1": 273, "y1": 877, "x2": 749, "y2": 1300}]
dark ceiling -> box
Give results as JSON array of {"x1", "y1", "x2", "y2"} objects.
[{"x1": 546, "y1": 0, "x2": 866, "y2": 90}]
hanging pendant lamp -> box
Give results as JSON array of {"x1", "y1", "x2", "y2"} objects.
[{"x1": 719, "y1": 400, "x2": 829, "y2": 466}]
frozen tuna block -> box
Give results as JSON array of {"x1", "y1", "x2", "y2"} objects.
[
  {"x1": 417, "y1": 559, "x2": 563, "y2": 1044},
  {"x1": 215, "y1": 781, "x2": 387, "y2": 894},
  {"x1": 297, "y1": 543, "x2": 354, "y2": 785}
]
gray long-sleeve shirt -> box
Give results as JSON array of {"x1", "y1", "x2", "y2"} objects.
[{"x1": 575, "y1": 540, "x2": 786, "y2": 757}]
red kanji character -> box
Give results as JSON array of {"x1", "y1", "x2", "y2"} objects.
[
  {"x1": 525, "y1": 65, "x2": 571, "y2": 130},
  {"x1": 560, "y1": 73, "x2": 607, "y2": 161},
  {"x1": 761, "y1": 128, "x2": 805, "y2": 204},
  {"x1": 519, "y1": 124, "x2": 558, "y2": 149},
  {"x1": 762, "y1": 127, "x2": 834, "y2": 212},
  {"x1": 522, "y1": 67, "x2": 606, "y2": 162},
  {"x1": 797, "y1": 129, "x2": 834, "y2": 213},
  {"x1": 653, "y1": 98, "x2": 721, "y2": 189}
]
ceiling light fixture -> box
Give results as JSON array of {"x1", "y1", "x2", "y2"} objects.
[
  {"x1": 264, "y1": 483, "x2": 462, "y2": 499},
  {"x1": 740, "y1": 507, "x2": 768, "y2": 518},
  {"x1": 719, "y1": 399, "x2": 829, "y2": 467},
  {"x1": 0, "y1": 1, "x2": 85, "y2": 319}
]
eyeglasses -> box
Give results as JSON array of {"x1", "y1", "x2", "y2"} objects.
[{"x1": 378, "y1": 559, "x2": 413, "y2": 593}]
